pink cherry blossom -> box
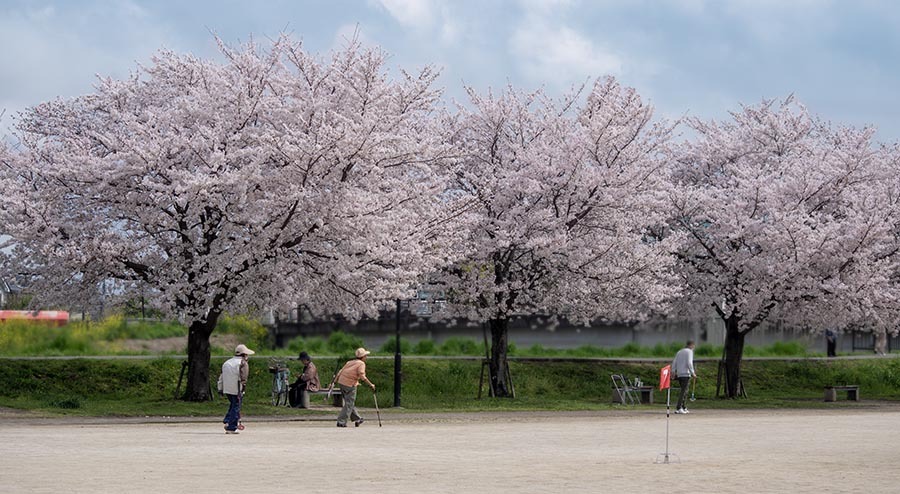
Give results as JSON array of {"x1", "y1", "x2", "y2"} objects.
[
  {"x1": 0, "y1": 35, "x2": 459, "y2": 400},
  {"x1": 440, "y1": 77, "x2": 681, "y2": 396},
  {"x1": 669, "y1": 97, "x2": 900, "y2": 397}
]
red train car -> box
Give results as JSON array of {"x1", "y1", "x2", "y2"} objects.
[{"x1": 0, "y1": 310, "x2": 69, "y2": 326}]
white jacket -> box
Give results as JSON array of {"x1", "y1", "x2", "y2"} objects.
[
  {"x1": 219, "y1": 356, "x2": 247, "y2": 395},
  {"x1": 671, "y1": 347, "x2": 695, "y2": 378}
]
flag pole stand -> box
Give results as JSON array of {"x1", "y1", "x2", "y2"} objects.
[{"x1": 655, "y1": 386, "x2": 680, "y2": 464}]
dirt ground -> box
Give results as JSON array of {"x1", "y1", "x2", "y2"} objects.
[
  {"x1": 2, "y1": 407, "x2": 900, "y2": 493},
  {"x1": 116, "y1": 333, "x2": 240, "y2": 353}
]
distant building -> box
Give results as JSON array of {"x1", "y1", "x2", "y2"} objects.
[
  {"x1": 0, "y1": 278, "x2": 11, "y2": 309},
  {"x1": 0, "y1": 278, "x2": 23, "y2": 309}
]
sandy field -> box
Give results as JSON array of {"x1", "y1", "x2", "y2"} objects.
[{"x1": 2, "y1": 407, "x2": 900, "y2": 494}]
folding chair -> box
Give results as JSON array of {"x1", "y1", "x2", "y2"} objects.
[{"x1": 611, "y1": 373, "x2": 641, "y2": 405}]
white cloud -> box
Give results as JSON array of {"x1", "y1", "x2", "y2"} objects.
[
  {"x1": 669, "y1": 0, "x2": 708, "y2": 15},
  {"x1": 370, "y1": 0, "x2": 463, "y2": 45},
  {"x1": 332, "y1": 23, "x2": 374, "y2": 51},
  {"x1": 517, "y1": 0, "x2": 579, "y2": 14},
  {"x1": 668, "y1": 0, "x2": 838, "y2": 44},
  {"x1": 0, "y1": 1, "x2": 175, "y2": 131},
  {"x1": 671, "y1": 0, "x2": 829, "y2": 15},
  {"x1": 372, "y1": 0, "x2": 437, "y2": 27},
  {"x1": 437, "y1": 5, "x2": 461, "y2": 44},
  {"x1": 510, "y1": 19, "x2": 622, "y2": 89}
]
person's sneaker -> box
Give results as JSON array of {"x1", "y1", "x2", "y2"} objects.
[
  {"x1": 674, "y1": 408, "x2": 686, "y2": 414},
  {"x1": 355, "y1": 418, "x2": 365, "y2": 427},
  {"x1": 682, "y1": 408, "x2": 690, "y2": 414},
  {"x1": 225, "y1": 430, "x2": 239, "y2": 434},
  {"x1": 336, "y1": 423, "x2": 347, "y2": 428}
]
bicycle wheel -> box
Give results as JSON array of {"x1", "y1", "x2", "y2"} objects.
[
  {"x1": 273, "y1": 370, "x2": 289, "y2": 406},
  {"x1": 280, "y1": 372, "x2": 290, "y2": 406},
  {"x1": 271, "y1": 375, "x2": 280, "y2": 406}
]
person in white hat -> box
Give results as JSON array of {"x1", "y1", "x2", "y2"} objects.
[
  {"x1": 331, "y1": 347, "x2": 375, "y2": 427},
  {"x1": 219, "y1": 344, "x2": 255, "y2": 433}
]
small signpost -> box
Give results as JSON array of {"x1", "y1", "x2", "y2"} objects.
[{"x1": 394, "y1": 285, "x2": 446, "y2": 407}]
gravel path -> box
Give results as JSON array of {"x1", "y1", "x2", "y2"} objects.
[{"x1": 3, "y1": 407, "x2": 900, "y2": 493}]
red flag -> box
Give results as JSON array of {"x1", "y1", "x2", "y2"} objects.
[{"x1": 659, "y1": 364, "x2": 671, "y2": 390}]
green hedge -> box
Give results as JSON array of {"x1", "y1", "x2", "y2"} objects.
[{"x1": 1, "y1": 356, "x2": 898, "y2": 416}]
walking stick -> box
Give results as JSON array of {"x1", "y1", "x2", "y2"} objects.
[
  {"x1": 237, "y1": 385, "x2": 246, "y2": 431},
  {"x1": 372, "y1": 390, "x2": 382, "y2": 427},
  {"x1": 326, "y1": 358, "x2": 341, "y2": 403}
]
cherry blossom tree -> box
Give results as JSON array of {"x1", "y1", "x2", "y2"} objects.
[
  {"x1": 668, "y1": 97, "x2": 900, "y2": 398},
  {"x1": 0, "y1": 36, "x2": 456, "y2": 400},
  {"x1": 441, "y1": 77, "x2": 681, "y2": 397}
]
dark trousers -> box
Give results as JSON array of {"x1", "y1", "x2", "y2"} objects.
[
  {"x1": 827, "y1": 339, "x2": 837, "y2": 357},
  {"x1": 224, "y1": 394, "x2": 241, "y2": 431},
  {"x1": 676, "y1": 376, "x2": 691, "y2": 410}
]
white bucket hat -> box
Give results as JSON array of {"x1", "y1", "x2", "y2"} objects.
[
  {"x1": 235, "y1": 344, "x2": 255, "y2": 356},
  {"x1": 355, "y1": 347, "x2": 371, "y2": 358}
]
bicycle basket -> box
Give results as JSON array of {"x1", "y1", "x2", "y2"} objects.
[{"x1": 268, "y1": 358, "x2": 287, "y2": 373}]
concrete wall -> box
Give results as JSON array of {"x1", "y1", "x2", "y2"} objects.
[{"x1": 271, "y1": 310, "x2": 872, "y2": 354}]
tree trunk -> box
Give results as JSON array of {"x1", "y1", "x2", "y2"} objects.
[
  {"x1": 722, "y1": 315, "x2": 746, "y2": 399},
  {"x1": 488, "y1": 317, "x2": 512, "y2": 398},
  {"x1": 182, "y1": 312, "x2": 220, "y2": 401},
  {"x1": 875, "y1": 330, "x2": 888, "y2": 356}
]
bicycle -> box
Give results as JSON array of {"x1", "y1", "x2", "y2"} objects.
[{"x1": 268, "y1": 358, "x2": 291, "y2": 406}]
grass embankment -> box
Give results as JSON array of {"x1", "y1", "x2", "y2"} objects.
[
  {"x1": 0, "y1": 315, "x2": 269, "y2": 356},
  {"x1": 1, "y1": 356, "x2": 898, "y2": 417},
  {"x1": 2, "y1": 318, "x2": 896, "y2": 416}
]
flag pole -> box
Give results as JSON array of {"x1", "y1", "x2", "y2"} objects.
[
  {"x1": 664, "y1": 386, "x2": 671, "y2": 463},
  {"x1": 656, "y1": 364, "x2": 679, "y2": 464}
]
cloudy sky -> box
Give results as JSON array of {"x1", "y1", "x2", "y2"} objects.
[{"x1": 2, "y1": 0, "x2": 900, "y2": 141}]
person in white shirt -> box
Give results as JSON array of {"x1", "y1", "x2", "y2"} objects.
[
  {"x1": 671, "y1": 340, "x2": 696, "y2": 414},
  {"x1": 219, "y1": 344, "x2": 254, "y2": 433}
]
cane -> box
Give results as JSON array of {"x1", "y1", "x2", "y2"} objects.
[
  {"x1": 372, "y1": 390, "x2": 382, "y2": 427},
  {"x1": 326, "y1": 358, "x2": 341, "y2": 403},
  {"x1": 690, "y1": 375, "x2": 697, "y2": 402},
  {"x1": 237, "y1": 387, "x2": 246, "y2": 430}
]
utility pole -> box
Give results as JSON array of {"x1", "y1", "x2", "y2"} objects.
[{"x1": 393, "y1": 299, "x2": 402, "y2": 407}]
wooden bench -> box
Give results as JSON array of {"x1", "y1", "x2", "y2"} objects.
[
  {"x1": 309, "y1": 389, "x2": 343, "y2": 407},
  {"x1": 612, "y1": 385, "x2": 654, "y2": 405},
  {"x1": 824, "y1": 385, "x2": 859, "y2": 402},
  {"x1": 291, "y1": 388, "x2": 344, "y2": 408}
]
